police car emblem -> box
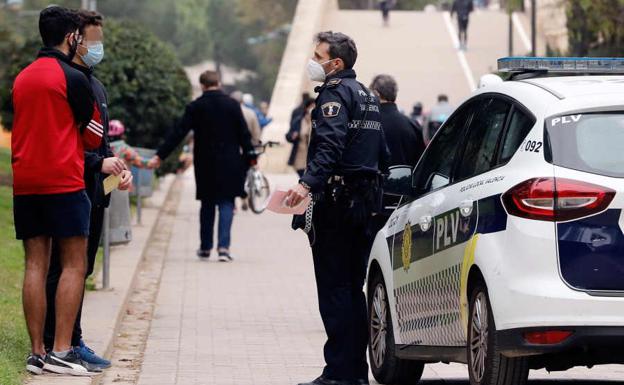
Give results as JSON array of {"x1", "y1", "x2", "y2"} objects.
[
  {"x1": 401, "y1": 222, "x2": 412, "y2": 272},
  {"x1": 322, "y1": 102, "x2": 341, "y2": 118}
]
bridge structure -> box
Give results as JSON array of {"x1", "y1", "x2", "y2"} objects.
[{"x1": 261, "y1": 0, "x2": 545, "y2": 173}]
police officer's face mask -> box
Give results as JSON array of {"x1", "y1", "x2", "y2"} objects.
[{"x1": 307, "y1": 59, "x2": 334, "y2": 82}]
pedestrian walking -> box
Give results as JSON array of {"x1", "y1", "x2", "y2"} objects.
[
  {"x1": 232, "y1": 90, "x2": 262, "y2": 146},
  {"x1": 286, "y1": 98, "x2": 315, "y2": 177},
  {"x1": 148, "y1": 71, "x2": 255, "y2": 262},
  {"x1": 425, "y1": 94, "x2": 454, "y2": 143},
  {"x1": 11, "y1": 6, "x2": 105, "y2": 376},
  {"x1": 378, "y1": 0, "x2": 393, "y2": 27},
  {"x1": 451, "y1": 0, "x2": 474, "y2": 50},
  {"x1": 243, "y1": 93, "x2": 273, "y2": 129},
  {"x1": 286, "y1": 31, "x2": 389, "y2": 385},
  {"x1": 289, "y1": 92, "x2": 312, "y2": 131},
  {"x1": 43, "y1": 10, "x2": 132, "y2": 373},
  {"x1": 409, "y1": 102, "x2": 425, "y2": 129}
]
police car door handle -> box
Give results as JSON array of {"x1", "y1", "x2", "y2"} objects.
[
  {"x1": 419, "y1": 215, "x2": 432, "y2": 232},
  {"x1": 459, "y1": 200, "x2": 474, "y2": 217}
]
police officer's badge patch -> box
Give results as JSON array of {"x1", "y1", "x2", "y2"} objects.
[
  {"x1": 322, "y1": 102, "x2": 341, "y2": 118},
  {"x1": 401, "y1": 222, "x2": 412, "y2": 272}
]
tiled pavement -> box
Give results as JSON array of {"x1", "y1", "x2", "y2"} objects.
[{"x1": 126, "y1": 172, "x2": 623, "y2": 385}]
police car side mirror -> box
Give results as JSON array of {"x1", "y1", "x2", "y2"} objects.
[
  {"x1": 384, "y1": 165, "x2": 414, "y2": 197},
  {"x1": 429, "y1": 173, "x2": 450, "y2": 190}
]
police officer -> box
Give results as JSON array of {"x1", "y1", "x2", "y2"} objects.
[{"x1": 286, "y1": 31, "x2": 389, "y2": 385}]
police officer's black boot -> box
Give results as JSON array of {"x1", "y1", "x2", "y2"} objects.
[{"x1": 297, "y1": 375, "x2": 355, "y2": 385}]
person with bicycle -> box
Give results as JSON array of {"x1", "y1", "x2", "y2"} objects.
[{"x1": 148, "y1": 70, "x2": 255, "y2": 262}]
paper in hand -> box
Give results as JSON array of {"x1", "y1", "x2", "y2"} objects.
[
  {"x1": 266, "y1": 190, "x2": 311, "y2": 215},
  {"x1": 103, "y1": 174, "x2": 122, "y2": 195}
]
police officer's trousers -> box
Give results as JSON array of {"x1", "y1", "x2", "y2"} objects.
[{"x1": 310, "y1": 200, "x2": 375, "y2": 381}]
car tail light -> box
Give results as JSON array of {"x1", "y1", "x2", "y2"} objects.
[
  {"x1": 502, "y1": 177, "x2": 615, "y2": 221},
  {"x1": 524, "y1": 330, "x2": 574, "y2": 345}
]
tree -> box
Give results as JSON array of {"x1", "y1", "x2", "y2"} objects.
[{"x1": 566, "y1": 0, "x2": 624, "y2": 56}]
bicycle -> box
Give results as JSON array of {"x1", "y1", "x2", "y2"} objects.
[{"x1": 244, "y1": 141, "x2": 279, "y2": 214}]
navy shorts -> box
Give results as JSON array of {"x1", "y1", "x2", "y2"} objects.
[{"x1": 13, "y1": 190, "x2": 91, "y2": 240}]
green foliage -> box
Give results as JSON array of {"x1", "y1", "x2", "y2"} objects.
[
  {"x1": 94, "y1": 20, "x2": 191, "y2": 149},
  {"x1": 1, "y1": 0, "x2": 295, "y2": 115},
  {"x1": 0, "y1": 149, "x2": 29, "y2": 385},
  {"x1": 566, "y1": 0, "x2": 624, "y2": 56},
  {"x1": 0, "y1": 36, "x2": 41, "y2": 130},
  {"x1": 98, "y1": 0, "x2": 295, "y2": 98}
]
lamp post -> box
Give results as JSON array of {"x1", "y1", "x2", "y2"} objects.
[
  {"x1": 531, "y1": 0, "x2": 536, "y2": 56},
  {"x1": 508, "y1": 5, "x2": 513, "y2": 56}
]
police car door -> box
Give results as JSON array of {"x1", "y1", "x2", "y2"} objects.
[{"x1": 392, "y1": 101, "x2": 475, "y2": 347}]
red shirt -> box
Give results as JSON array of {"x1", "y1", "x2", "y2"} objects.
[{"x1": 11, "y1": 48, "x2": 102, "y2": 196}]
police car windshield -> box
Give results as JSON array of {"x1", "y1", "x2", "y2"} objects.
[{"x1": 546, "y1": 112, "x2": 624, "y2": 178}]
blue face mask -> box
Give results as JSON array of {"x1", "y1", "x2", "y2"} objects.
[{"x1": 79, "y1": 42, "x2": 104, "y2": 67}]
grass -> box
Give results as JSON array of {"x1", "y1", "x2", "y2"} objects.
[{"x1": 0, "y1": 148, "x2": 29, "y2": 385}]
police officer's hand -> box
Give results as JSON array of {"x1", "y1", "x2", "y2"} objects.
[
  {"x1": 102, "y1": 157, "x2": 126, "y2": 176},
  {"x1": 285, "y1": 183, "x2": 310, "y2": 208},
  {"x1": 118, "y1": 170, "x2": 133, "y2": 191}
]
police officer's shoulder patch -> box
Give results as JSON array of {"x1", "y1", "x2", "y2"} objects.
[
  {"x1": 326, "y1": 78, "x2": 342, "y2": 88},
  {"x1": 321, "y1": 102, "x2": 341, "y2": 118}
]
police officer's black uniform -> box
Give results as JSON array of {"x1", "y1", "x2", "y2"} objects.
[{"x1": 298, "y1": 68, "x2": 389, "y2": 384}]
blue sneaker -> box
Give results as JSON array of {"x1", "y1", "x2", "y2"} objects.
[{"x1": 73, "y1": 340, "x2": 111, "y2": 370}]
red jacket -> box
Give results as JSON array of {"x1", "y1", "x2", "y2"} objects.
[{"x1": 11, "y1": 48, "x2": 103, "y2": 196}]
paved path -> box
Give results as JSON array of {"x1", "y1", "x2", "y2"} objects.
[
  {"x1": 321, "y1": 9, "x2": 531, "y2": 114},
  {"x1": 103, "y1": 172, "x2": 623, "y2": 385}
]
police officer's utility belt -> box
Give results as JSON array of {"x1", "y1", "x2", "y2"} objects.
[{"x1": 292, "y1": 173, "x2": 381, "y2": 236}]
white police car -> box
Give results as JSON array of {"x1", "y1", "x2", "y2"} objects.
[{"x1": 367, "y1": 57, "x2": 624, "y2": 385}]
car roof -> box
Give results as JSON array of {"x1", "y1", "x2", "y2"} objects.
[
  {"x1": 516, "y1": 75, "x2": 624, "y2": 99},
  {"x1": 472, "y1": 75, "x2": 624, "y2": 119}
]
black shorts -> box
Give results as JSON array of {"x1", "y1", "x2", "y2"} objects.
[{"x1": 13, "y1": 190, "x2": 91, "y2": 240}]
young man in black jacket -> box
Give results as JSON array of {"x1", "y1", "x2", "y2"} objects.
[{"x1": 44, "y1": 9, "x2": 133, "y2": 372}]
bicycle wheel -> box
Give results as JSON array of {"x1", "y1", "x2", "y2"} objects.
[{"x1": 249, "y1": 171, "x2": 270, "y2": 214}]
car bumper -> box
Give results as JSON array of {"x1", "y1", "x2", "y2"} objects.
[{"x1": 498, "y1": 326, "x2": 624, "y2": 368}]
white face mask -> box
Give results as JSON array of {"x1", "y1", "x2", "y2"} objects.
[{"x1": 307, "y1": 59, "x2": 333, "y2": 82}]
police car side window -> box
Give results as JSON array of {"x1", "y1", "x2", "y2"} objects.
[
  {"x1": 456, "y1": 98, "x2": 510, "y2": 180},
  {"x1": 413, "y1": 102, "x2": 473, "y2": 194},
  {"x1": 499, "y1": 108, "x2": 535, "y2": 162}
]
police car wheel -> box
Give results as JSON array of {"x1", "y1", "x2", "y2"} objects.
[
  {"x1": 368, "y1": 271, "x2": 424, "y2": 385},
  {"x1": 467, "y1": 282, "x2": 529, "y2": 385}
]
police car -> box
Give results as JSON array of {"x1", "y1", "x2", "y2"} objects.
[{"x1": 367, "y1": 57, "x2": 624, "y2": 385}]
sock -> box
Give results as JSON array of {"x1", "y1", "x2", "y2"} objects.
[{"x1": 53, "y1": 350, "x2": 70, "y2": 358}]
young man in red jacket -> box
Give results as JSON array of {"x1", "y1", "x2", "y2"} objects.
[{"x1": 11, "y1": 6, "x2": 104, "y2": 376}]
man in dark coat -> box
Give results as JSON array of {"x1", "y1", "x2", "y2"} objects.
[
  {"x1": 148, "y1": 70, "x2": 254, "y2": 262},
  {"x1": 370, "y1": 74, "x2": 425, "y2": 220},
  {"x1": 370, "y1": 74, "x2": 424, "y2": 168}
]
